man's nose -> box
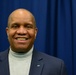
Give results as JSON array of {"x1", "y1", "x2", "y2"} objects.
[{"x1": 16, "y1": 27, "x2": 27, "y2": 35}]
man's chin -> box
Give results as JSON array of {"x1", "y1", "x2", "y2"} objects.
[{"x1": 12, "y1": 47, "x2": 31, "y2": 53}]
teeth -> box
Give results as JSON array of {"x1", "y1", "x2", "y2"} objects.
[{"x1": 17, "y1": 38, "x2": 26, "y2": 40}]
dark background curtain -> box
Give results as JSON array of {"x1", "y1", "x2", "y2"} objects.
[{"x1": 0, "y1": 0, "x2": 76, "y2": 75}]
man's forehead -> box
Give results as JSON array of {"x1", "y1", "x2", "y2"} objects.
[
  {"x1": 10, "y1": 9, "x2": 33, "y2": 18},
  {"x1": 8, "y1": 9, "x2": 36, "y2": 27}
]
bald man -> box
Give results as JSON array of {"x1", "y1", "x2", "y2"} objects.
[{"x1": 0, "y1": 8, "x2": 67, "y2": 75}]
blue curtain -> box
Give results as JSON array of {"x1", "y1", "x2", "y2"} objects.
[{"x1": 0, "y1": 0, "x2": 76, "y2": 75}]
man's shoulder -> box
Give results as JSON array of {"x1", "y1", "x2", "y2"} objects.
[
  {"x1": 35, "y1": 50, "x2": 64, "y2": 63},
  {"x1": 32, "y1": 50, "x2": 67, "y2": 75},
  {"x1": 0, "y1": 50, "x2": 8, "y2": 56}
]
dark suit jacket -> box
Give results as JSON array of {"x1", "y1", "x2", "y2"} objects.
[{"x1": 0, "y1": 49, "x2": 67, "y2": 75}]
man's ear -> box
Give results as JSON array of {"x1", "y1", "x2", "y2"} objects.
[
  {"x1": 6, "y1": 27, "x2": 9, "y2": 36},
  {"x1": 35, "y1": 28, "x2": 38, "y2": 38}
]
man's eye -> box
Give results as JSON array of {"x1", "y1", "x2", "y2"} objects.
[
  {"x1": 11, "y1": 24, "x2": 19, "y2": 28},
  {"x1": 26, "y1": 25, "x2": 33, "y2": 28}
]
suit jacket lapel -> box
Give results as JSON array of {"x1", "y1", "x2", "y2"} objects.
[
  {"x1": 29, "y1": 50, "x2": 44, "y2": 75},
  {"x1": 0, "y1": 50, "x2": 10, "y2": 75}
]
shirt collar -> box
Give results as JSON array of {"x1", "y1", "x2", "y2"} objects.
[{"x1": 9, "y1": 46, "x2": 34, "y2": 58}]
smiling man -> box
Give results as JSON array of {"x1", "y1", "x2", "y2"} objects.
[
  {"x1": 6, "y1": 9, "x2": 37, "y2": 53},
  {"x1": 0, "y1": 8, "x2": 67, "y2": 75}
]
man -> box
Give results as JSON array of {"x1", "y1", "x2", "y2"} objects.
[{"x1": 0, "y1": 8, "x2": 67, "y2": 75}]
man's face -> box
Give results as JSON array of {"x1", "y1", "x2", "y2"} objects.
[{"x1": 6, "y1": 11, "x2": 37, "y2": 53}]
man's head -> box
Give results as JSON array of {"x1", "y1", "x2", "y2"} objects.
[{"x1": 6, "y1": 8, "x2": 37, "y2": 53}]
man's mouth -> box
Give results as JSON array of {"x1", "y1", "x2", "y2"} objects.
[{"x1": 16, "y1": 37, "x2": 28, "y2": 41}]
